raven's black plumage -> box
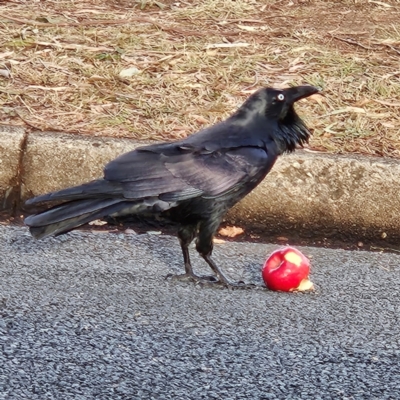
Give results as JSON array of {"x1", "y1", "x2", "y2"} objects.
[{"x1": 24, "y1": 85, "x2": 319, "y2": 287}]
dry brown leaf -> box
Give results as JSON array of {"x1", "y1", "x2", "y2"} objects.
[
  {"x1": 237, "y1": 24, "x2": 258, "y2": 32},
  {"x1": 324, "y1": 107, "x2": 366, "y2": 117},
  {"x1": 0, "y1": 51, "x2": 14, "y2": 59},
  {"x1": 88, "y1": 75, "x2": 107, "y2": 81},
  {"x1": 88, "y1": 219, "x2": 108, "y2": 226},
  {"x1": 366, "y1": 112, "x2": 392, "y2": 119},
  {"x1": 277, "y1": 236, "x2": 289, "y2": 241},
  {"x1": 218, "y1": 226, "x2": 245, "y2": 238},
  {"x1": 34, "y1": 41, "x2": 114, "y2": 52},
  {"x1": 74, "y1": 9, "x2": 110, "y2": 14},
  {"x1": 354, "y1": 98, "x2": 371, "y2": 107},
  {"x1": 192, "y1": 115, "x2": 209, "y2": 124},
  {"x1": 28, "y1": 85, "x2": 68, "y2": 91},
  {"x1": 288, "y1": 64, "x2": 305, "y2": 72},
  {"x1": 206, "y1": 43, "x2": 250, "y2": 49},
  {"x1": 290, "y1": 56, "x2": 303, "y2": 66},
  {"x1": 372, "y1": 99, "x2": 400, "y2": 107},
  {"x1": 182, "y1": 83, "x2": 203, "y2": 89},
  {"x1": 368, "y1": 0, "x2": 392, "y2": 7},
  {"x1": 381, "y1": 122, "x2": 395, "y2": 129},
  {"x1": 308, "y1": 94, "x2": 326, "y2": 104},
  {"x1": 344, "y1": 106, "x2": 366, "y2": 113}
]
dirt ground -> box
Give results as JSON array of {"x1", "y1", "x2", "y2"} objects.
[{"x1": 1, "y1": 0, "x2": 400, "y2": 156}]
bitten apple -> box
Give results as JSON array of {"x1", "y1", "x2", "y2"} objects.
[{"x1": 262, "y1": 247, "x2": 314, "y2": 292}]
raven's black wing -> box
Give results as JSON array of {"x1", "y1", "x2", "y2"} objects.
[{"x1": 104, "y1": 142, "x2": 272, "y2": 202}]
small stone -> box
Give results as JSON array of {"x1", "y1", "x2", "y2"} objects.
[{"x1": 277, "y1": 236, "x2": 288, "y2": 241}]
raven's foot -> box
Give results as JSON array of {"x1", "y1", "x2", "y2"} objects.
[
  {"x1": 166, "y1": 272, "x2": 218, "y2": 284},
  {"x1": 199, "y1": 253, "x2": 256, "y2": 289}
]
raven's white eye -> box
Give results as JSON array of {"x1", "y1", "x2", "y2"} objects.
[{"x1": 277, "y1": 93, "x2": 285, "y2": 101}]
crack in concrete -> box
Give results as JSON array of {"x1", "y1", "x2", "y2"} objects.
[{"x1": 4, "y1": 130, "x2": 29, "y2": 214}]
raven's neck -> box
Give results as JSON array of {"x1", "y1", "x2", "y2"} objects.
[
  {"x1": 274, "y1": 107, "x2": 311, "y2": 154},
  {"x1": 231, "y1": 105, "x2": 311, "y2": 155}
]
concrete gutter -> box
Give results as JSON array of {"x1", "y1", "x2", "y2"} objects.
[{"x1": 1, "y1": 126, "x2": 399, "y2": 244}]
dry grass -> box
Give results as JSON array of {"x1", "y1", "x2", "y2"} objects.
[{"x1": 1, "y1": 0, "x2": 400, "y2": 156}]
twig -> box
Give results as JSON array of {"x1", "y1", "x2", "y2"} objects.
[
  {"x1": 14, "y1": 110, "x2": 44, "y2": 130},
  {"x1": 371, "y1": 98, "x2": 400, "y2": 107},
  {"x1": 331, "y1": 35, "x2": 373, "y2": 50},
  {"x1": 242, "y1": 71, "x2": 259, "y2": 91},
  {"x1": 208, "y1": 16, "x2": 295, "y2": 23},
  {"x1": 33, "y1": 41, "x2": 114, "y2": 52},
  {"x1": 371, "y1": 246, "x2": 400, "y2": 254},
  {"x1": 332, "y1": 34, "x2": 400, "y2": 56},
  {"x1": 382, "y1": 44, "x2": 400, "y2": 56},
  {"x1": 17, "y1": 96, "x2": 35, "y2": 115}
]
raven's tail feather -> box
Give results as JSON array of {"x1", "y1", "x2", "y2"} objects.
[
  {"x1": 25, "y1": 179, "x2": 123, "y2": 206},
  {"x1": 24, "y1": 179, "x2": 131, "y2": 239},
  {"x1": 25, "y1": 198, "x2": 130, "y2": 239}
]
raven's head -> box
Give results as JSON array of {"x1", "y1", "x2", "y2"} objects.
[{"x1": 234, "y1": 85, "x2": 319, "y2": 153}]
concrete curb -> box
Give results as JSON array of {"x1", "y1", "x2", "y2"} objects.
[{"x1": 1, "y1": 126, "x2": 399, "y2": 244}]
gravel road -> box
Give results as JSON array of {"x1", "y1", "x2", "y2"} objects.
[{"x1": 1, "y1": 225, "x2": 399, "y2": 399}]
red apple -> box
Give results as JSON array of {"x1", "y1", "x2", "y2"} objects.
[{"x1": 262, "y1": 247, "x2": 314, "y2": 292}]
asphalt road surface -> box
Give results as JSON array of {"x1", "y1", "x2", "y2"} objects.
[{"x1": 1, "y1": 224, "x2": 400, "y2": 399}]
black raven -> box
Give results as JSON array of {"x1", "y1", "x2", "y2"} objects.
[{"x1": 24, "y1": 85, "x2": 318, "y2": 288}]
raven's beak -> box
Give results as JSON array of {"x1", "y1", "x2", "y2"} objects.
[{"x1": 284, "y1": 85, "x2": 320, "y2": 103}]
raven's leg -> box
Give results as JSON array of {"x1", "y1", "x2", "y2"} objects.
[
  {"x1": 196, "y1": 220, "x2": 254, "y2": 289},
  {"x1": 167, "y1": 225, "x2": 217, "y2": 283}
]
